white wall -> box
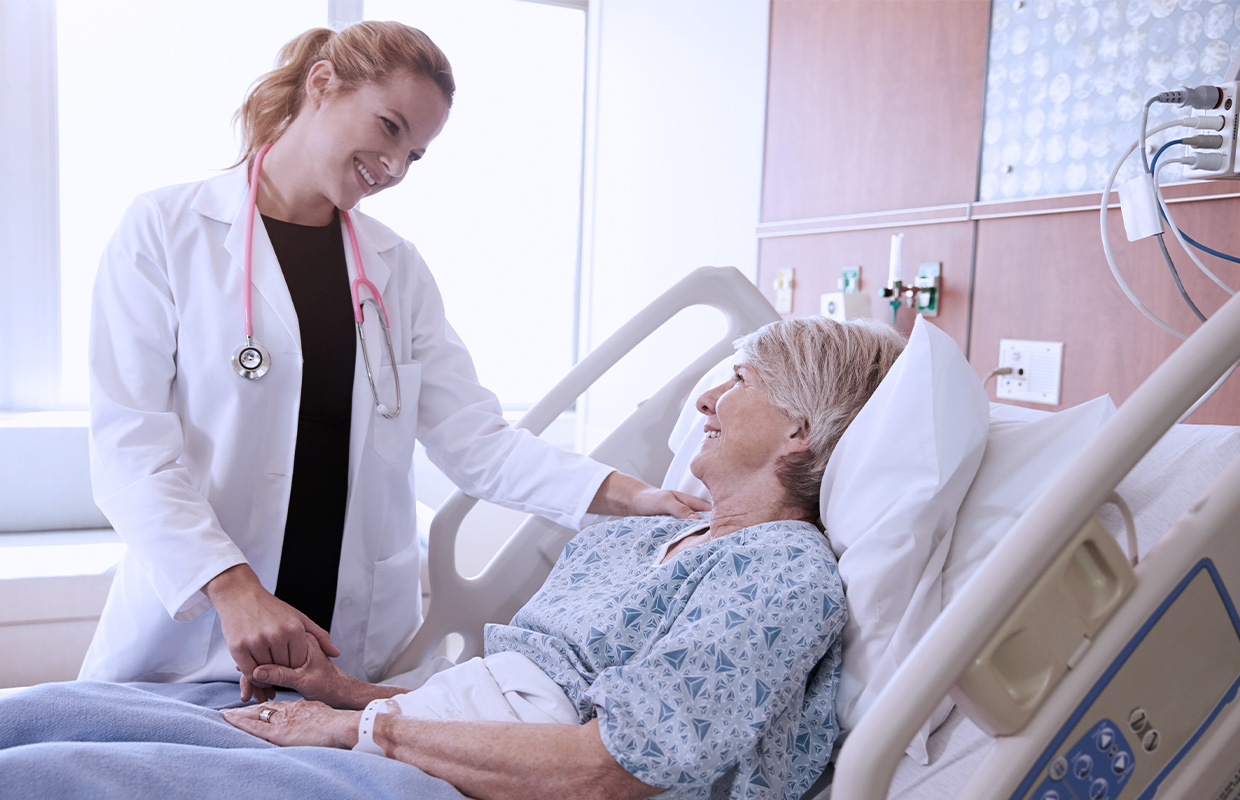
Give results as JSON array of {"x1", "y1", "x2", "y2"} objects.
[{"x1": 577, "y1": 0, "x2": 771, "y2": 451}]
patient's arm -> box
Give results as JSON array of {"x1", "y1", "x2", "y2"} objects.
[
  {"x1": 225, "y1": 704, "x2": 660, "y2": 800},
  {"x1": 375, "y1": 717, "x2": 660, "y2": 800},
  {"x1": 249, "y1": 634, "x2": 403, "y2": 709}
]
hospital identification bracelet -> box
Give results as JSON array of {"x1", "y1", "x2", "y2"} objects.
[{"x1": 354, "y1": 697, "x2": 400, "y2": 757}]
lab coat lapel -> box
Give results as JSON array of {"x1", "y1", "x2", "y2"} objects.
[
  {"x1": 195, "y1": 167, "x2": 301, "y2": 351},
  {"x1": 227, "y1": 203, "x2": 300, "y2": 352}
]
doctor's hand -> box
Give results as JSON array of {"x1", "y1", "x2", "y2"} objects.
[
  {"x1": 204, "y1": 564, "x2": 340, "y2": 702},
  {"x1": 588, "y1": 471, "x2": 711, "y2": 520},
  {"x1": 249, "y1": 634, "x2": 395, "y2": 710}
]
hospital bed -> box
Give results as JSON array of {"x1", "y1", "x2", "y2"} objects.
[{"x1": 389, "y1": 265, "x2": 1240, "y2": 799}]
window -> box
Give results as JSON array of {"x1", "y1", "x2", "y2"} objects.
[
  {"x1": 361, "y1": 0, "x2": 586, "y2": 408},
  {"x1": 55, "y1": 0, "x2": 326, "y2": 405},
  {"x1": 16, "y1": 0, "x2": 584, "y2": 412}
]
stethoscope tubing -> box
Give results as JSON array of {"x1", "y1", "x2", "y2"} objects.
[{"x1": 235, "y1": 143, "x2": 400, "y2": 418}]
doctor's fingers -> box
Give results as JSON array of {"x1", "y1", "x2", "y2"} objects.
[
  {"x1": 298, "y1": 612, "x2": 340, "y2": 658},
  {"x1": 669, "y1": 490, "x2": 712, "y2": 516}
]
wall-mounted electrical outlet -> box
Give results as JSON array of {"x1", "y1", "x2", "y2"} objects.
[{"x1": 996, "y1": 339, "x2": 1064, "y2": 405}]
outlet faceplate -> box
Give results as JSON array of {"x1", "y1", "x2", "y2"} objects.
[{"x1": 996, "y1": 339, "x2": 1064, "y2": 405}]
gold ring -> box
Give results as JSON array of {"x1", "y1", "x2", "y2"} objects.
[{"x1": 259, "y1": 707, "x2": 277, "y2": 723}]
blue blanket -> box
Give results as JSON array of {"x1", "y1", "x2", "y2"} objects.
[{"x1": 0, "y1": 681, "x2": 466, "y2": 800}]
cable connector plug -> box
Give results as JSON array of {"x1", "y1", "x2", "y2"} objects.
[
  {"x1": 1155, "y1": 85, "x2": 1224, "y2": 109},
  {"x1": 1182, "y1": 152, "x2": 1226, "y2": 170},
  {"x1": 1181, "y1": 114, "x2": 1227, "y2": 131},
  {"x1": 1182, "y1": 134, "x2": 1226, "y2": 149}
]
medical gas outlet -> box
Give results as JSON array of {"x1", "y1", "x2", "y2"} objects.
[
  {"x1": 773, "y1": 268, "x2": 794, "y2": 314},
  {"x1": 879, "y1": 234, "x2": 941, "y2": 322}
]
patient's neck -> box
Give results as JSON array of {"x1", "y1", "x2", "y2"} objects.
[{"x1": 706, "y1": 488, "x2": 811, "y2": 540}]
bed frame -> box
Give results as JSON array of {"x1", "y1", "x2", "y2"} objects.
[
  {"x1": 388, "y1": 264, "x2": 1240, "y2": 799},
  {"x1": 833, "y1": 286, "x2": 1240, "y2": 797}
]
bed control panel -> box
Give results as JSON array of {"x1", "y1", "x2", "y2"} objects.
[
  {"x1": 1029, "y1": 719, "x2": 1135, "y2": 799},
  {"x1": 1014, "y1": 561, "x2": 1240, "y2": 800}
]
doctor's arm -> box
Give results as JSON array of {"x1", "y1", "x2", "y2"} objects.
[
  {"x1": 404, "y1": 261, "x2": 706, "y2": 527},
  {"x1": 587, "y1": 471, "x2": 709, "y2": 520}
]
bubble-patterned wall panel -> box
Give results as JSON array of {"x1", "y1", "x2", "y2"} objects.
[{"x1": 980, "y1": 0, "x2": 1240, "y2": 201}]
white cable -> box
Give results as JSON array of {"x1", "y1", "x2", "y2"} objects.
[
  {"x1": 1152, "y1": 157, "x2": 1236, "y2": 296},
  {"x1": 1149, "y1": 158, "x2": 1240, "y2": 420},
  {"x1": 1099, "y1": 118, "x2": 1193, "y2": 341},
  {"x1": 1177, "y1": 359, "x2": 1240, "y2": 423}
]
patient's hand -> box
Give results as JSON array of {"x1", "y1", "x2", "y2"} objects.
[
  {"x1": 223, "y1": 700, "x2": 358, "y2": 749},
  {"x1": 248, "y1": 634, "x2": 380, "y2": 710}
]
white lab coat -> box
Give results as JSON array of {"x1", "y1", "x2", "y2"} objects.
[{"x1": 80, "y1": 166, "x2": 611, "y2": 684}]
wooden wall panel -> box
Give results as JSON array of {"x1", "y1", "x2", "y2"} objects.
[
  {"x1": 970, "y1": 195, "x2": 1240, "y2": 424},
  {"x1": 759, "y1": 0, "x2": 1240, "y2": 426},
  {"x1": 757, "y1": 220, "x2": 973, "y2": 345},
  {"x1": 762, "y1": 0, "x2": 990, "y2": 221}
]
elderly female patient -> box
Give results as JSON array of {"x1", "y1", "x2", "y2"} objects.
[{"x1": 0, "y1": 317, "x2": 904, "y2": 800}]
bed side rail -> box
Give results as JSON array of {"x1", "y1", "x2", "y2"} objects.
[
  {"x1": 385, "y1": 266, "x2": 779, "y2": 677},
  {"x1": 832, "y1": 288, "x2": 1240, "y2": 798}
]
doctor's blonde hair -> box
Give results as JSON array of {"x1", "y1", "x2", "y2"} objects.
[
  {"x1": 232, "y1": 21, "x2": 455, "y2": 167},
  {"x1": 735, "y1": 316, "x2": 905, "y2": 523}
]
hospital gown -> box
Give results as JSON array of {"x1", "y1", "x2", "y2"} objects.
[{"x1": 485, "y1": 515, "x2": 846, "y2": 800}]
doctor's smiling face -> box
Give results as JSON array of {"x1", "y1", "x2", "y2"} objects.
[{"x1": 261, "y1": 61, "x2": 450, "y2": 225}]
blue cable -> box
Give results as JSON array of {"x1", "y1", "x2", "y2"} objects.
[
  {"x1": 1148, "y1": 138, "x2": 1207, "y2": 322},
  {"x1": 1151, "y1": 140, "x2": 1240, "y2": 265}
]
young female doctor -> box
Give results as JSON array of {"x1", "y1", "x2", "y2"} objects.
[{"x1": 81, "y1": 21, "x2": 707, "y2": 702}]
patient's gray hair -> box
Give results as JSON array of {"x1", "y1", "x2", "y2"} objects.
[{"x1": 735, "y1": 316, "x2": 905, "y2": 523}]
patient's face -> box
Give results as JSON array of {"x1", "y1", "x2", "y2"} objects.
[{"x1": 689, "y1": 362, "x2": 803, "y2": 492}]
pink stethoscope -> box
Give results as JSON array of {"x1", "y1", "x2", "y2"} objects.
[{"x1": 231, "y1": 143, "x2": 401, "y2": 418}]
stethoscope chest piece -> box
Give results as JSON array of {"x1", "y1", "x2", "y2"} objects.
[{"x1": 232, "y1": 338, "x2": 271, "y2": 380}]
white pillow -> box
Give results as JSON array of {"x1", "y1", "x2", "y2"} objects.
[
  {"x1": 943, "y1": 395, "x2": 1117, "y2": 604},
  {"x1": 820, "y1": 316, "x2": 989, "y2": 764}
]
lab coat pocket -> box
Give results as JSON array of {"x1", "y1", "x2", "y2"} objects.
[
  {"x1": 362, "y1": 541, "x2": 423, "y2": 678},
  {"x1": 370, "y1": 362, "x2": 421, "y2": 465}
]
